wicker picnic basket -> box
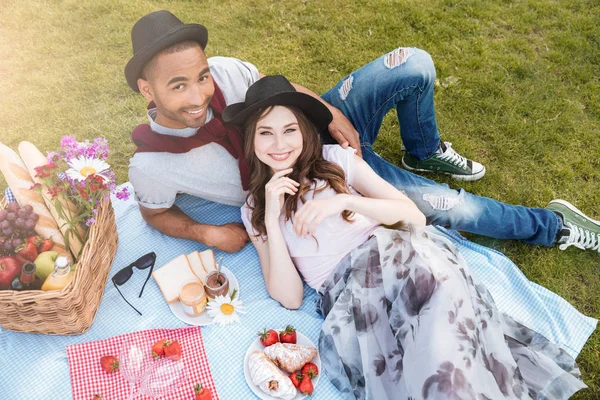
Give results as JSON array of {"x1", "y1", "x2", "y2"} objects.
[{"x1": 0, "y1": 195, "x2": 118, "y2": 335}]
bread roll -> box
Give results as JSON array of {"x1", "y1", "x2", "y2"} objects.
[
  {"x1": 18, "y1": 141, "x2": 84, "y2": 260},
  {"x1": 0, "y1": 141, "x2": 72, "y2": 262}
]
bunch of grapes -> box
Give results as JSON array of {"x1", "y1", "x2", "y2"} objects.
[{"x1": 0, "y1": 203, "x2": 39, "y2": 255}]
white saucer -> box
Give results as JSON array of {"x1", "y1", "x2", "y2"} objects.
[
  {"x1": 168, "y1": 266, "x2": 239, "y2": 326},
  {"x1": 243, "y1": 330, "x2": 321, "y2": 399}
]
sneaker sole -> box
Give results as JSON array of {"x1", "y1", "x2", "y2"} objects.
[
  {"x1": 548, "y1": 199, "x2": 600, "y2": 228},
  {"x1": 401, "y1": 159, "x2": 486, "y2": 181}
]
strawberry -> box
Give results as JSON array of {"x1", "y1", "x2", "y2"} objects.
[
  {"x1": 258, "y1": 328, "x2": 279, "y2": 347},
  {"x1": 38, "y1": 238, "x2": 54, "y2": 253},
  {"x1": 279, "y1": 325, "x2": 297, "y2": 344},
  {"x1": 301, "y1": 362, "x2": 319, "y2": 378},
  {"x1": 289, "y1": 372, "x2": 303, "y2": 388},
  {"x1": 16, "y1": 242, "x2": 38, "y2": 262},
  {"x1": 298, "y1": 374, "x2": 314, "y2": 395},
  {"x1": 92, "y1": 395, "x2": 102, "y2": 400},
  {"x1": 164, "y1": 340, "x2": 182, "y2": 361},
  {"x1": 194, "y1": 383, "x2": 212, "y2": 400},
  {"x1": 26, "y1": 236, "x2": 41, "y2": 247},
  {"x1": 152, "y1": 339, "x2": 167, "y2": 359},
  {"x1": 100, "y1": 355, "x2": 119, "y2": 373}
]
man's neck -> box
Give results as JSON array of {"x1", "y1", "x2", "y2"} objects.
[{"x1": 147, "y1": 108, "x2": 200, "y2": 138}]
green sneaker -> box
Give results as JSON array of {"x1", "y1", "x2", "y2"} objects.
[
  {"x1": 401, "y1": 142, "x2": 486, "y2": 181},
  {"x1": 546, "y1": 199, "x2": 600, "y2": 253}
]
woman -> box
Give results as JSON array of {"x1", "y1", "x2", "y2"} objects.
[{"x1": 223, "y1": 76, "x2": 585, "y2": 399}]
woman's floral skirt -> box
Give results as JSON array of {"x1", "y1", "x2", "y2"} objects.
[{"x1": 316, "y1": 226, "x2": 586, "y2": 400}]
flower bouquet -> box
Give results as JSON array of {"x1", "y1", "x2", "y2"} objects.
[{"x1": 31, "y1": 136, "x2": 129, "y2": 259}]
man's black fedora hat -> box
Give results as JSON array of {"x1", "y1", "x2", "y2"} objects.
[
  {"x1": 124, "y1": 10, "x2": 208, "y2": 92},
  {"x1": 223, "y1": 75, "x2": 332, "y2": 134}
]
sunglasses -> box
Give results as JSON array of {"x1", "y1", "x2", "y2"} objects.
[{"x1": 112, "y1": 252, "x2": 156, "y2": 316}]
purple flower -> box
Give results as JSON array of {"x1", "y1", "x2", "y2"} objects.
[
  {"x1": 85, "y1": 217, "x2": 96, "y2": 227},
  {"x1": 93, "y1": 138, "x2": 110, "y2": 159},
  {"x1": 115, "y1": 187, "x2": 130, "y2": 201},
  {"x1": 60, "y1": 136, "x2": 77, "y2": 149}
]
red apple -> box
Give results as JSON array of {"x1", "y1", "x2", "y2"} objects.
[{"x1": 0, "y1": 256, "x2": 21, "y2": 290}]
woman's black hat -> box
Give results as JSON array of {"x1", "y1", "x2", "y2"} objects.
[{"x1": 222, "y1": 75, "x2": 332, "y2": 134}]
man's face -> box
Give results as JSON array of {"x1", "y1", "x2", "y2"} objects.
[{"x1": 137, "y1": 45, "x2": 214, "y2": 129}]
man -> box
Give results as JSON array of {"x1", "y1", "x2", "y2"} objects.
[{"x1": 125, "y1": 10, "x2": 599, "y2": 254}]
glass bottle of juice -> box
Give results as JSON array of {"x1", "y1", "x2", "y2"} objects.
[{"x1": 41, "y1": 256, "x2": 74, "y2": 291}]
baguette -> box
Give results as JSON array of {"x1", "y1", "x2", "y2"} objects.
[
  {"x1": 0, "y1": 141, "x2": 72, "y2": 262},
  {"x1": 18, "y1": 141, "x2": 84, "y2": 260}
]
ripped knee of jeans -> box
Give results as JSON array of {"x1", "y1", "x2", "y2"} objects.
[
  {"x1": 383, "y1": 47, "x2": 415, "y2": 69},
  {"x1": 338, "y1": 75, "x2": 354, "y2": 101},
  {"x1": 422, "y1": 193, "x2": 463, "y2": 211}
]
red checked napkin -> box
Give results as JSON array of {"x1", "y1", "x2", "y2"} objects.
[{"x1": 67, "y1": 326, "x2": 219, "y2": 400}]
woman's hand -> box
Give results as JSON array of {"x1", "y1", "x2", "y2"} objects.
[
  {"x1": 264, "y1": 168, "x2": 299, "y2": 224},
  {"x1": 293, "y1": 194, "x2": 349, "y2": 237}
]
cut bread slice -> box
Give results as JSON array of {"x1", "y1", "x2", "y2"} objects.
[
  {"x1": 152, "y1": 254, "x2": 198, "y2": 303},
  {"x1": 188, "y1": 250, "x2": 209, "y2": 282},
  {"x1": 199, "y1": 249, "x2": 217, "y2": 273}
]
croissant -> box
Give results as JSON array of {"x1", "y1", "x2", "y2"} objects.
[
  {"x1": 248, "y1": 351, "x2": 297, "y2": 400},
  {"x1": 263, "y1": 342, "x2": 318, "y2": 373}
]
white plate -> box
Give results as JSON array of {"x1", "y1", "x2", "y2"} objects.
[
  {"x1": 168, "y1": 266, "x2": 239, "y2": 326},
  {"x1": 243, "y1": 330, "x2": 321, "y2": 400}
]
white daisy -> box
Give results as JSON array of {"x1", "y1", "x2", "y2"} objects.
[
  {"x1": 206, "y1": 295, "x2": 246, "y2": 326},
  {"x1": 65, "y1": 157, "x2": 110, "y2": 182}
]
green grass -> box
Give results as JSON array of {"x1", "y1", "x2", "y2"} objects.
[{"x1": 1, "y1": 0, "x2": 599, "y2": 397}]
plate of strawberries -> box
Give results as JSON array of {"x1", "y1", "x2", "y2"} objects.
[{"x1": 243, "y1": 326, "x2": 321, "y2": 399}]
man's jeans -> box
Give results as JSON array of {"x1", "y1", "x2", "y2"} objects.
[{"x1": 321, "y1": 47, "x2": 560, "y2": 246}]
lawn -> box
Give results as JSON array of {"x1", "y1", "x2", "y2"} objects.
[{"x1": 1, "y1": 0, "x2": 599, "y2": 397}]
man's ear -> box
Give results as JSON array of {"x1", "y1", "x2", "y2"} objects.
[{"x1": 137, "y1": 78, "x2": 154, "y2": 102}]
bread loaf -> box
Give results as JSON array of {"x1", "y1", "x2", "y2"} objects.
[
  {"x1": 0, "y1": 141, "x2": 72, "y2": 262},
  {"x1": 18, "y1": 141, "x2": 84, "y2": 260}
]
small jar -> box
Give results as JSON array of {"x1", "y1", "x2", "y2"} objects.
[
  {"x1": 179, "y1": 281, "x2": 208, "y2": 317},
  {"x1": 204, "y1": 271, "x2": 230, "y2": 299}
]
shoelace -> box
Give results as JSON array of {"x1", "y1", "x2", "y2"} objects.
[
  {"x1": 437, "y1": 142, "x2": 468, "y2": 169},
  {"x1": 559, "y1": 222, "x2": 600, "y2": 252}
]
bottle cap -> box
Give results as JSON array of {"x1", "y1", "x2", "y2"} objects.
[{"x1": 55, "y1": 256, "x2": 69, "y2": 268}]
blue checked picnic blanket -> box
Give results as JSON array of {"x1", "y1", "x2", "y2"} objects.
[{"x1": 0, "y1": 183, "x2": 596, "y2": 399}]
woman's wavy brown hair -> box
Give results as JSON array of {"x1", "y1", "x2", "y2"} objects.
[{"x1": 244, "y1": 106, "x2": 354, "y2": 238}]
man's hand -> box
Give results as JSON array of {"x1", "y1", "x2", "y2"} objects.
[
  {"x1": 203, "y1": 222, "x2": 249, "y2": 253},
  {"x1": 328, "y1": 106, "x2": 362, "y2": 157}
]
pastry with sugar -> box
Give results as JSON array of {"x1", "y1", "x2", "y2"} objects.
[{"x1": 263, "y1": 342, "x2": 318, "y2": 373}]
